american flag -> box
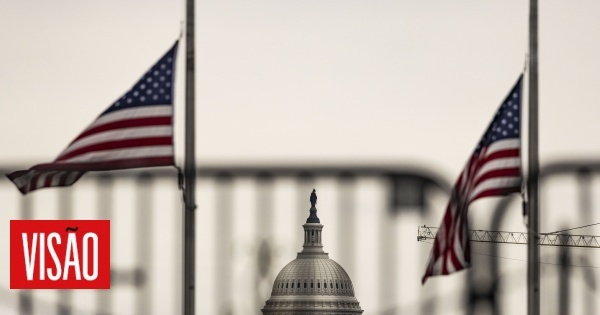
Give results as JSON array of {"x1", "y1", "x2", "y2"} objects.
[
  {"x1": 422, "y1": 75, "x2": 523, "y2": 284},
  {"x1": 7, "y1": 41, "x2": 179, "y2": 194}
]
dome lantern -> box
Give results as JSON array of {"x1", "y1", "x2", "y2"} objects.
[{"x1": 299, "y1": 189, "x2": 328, "y2": 258}]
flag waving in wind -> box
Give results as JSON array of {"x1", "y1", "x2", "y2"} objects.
[
  {"x1": 7, "y1": 41, "x2": 179, "y2": 194},
  {"x1": 422, "y1": 75, "x2": 523, "y2": 284}
]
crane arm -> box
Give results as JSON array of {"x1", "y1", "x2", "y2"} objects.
[{"x1": 417, "y1": 226, "x2": 600, "y2": 249}]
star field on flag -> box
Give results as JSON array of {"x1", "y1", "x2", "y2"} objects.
[{"x1": 6, "y1": 41, "x2": 179, "y2": 194}]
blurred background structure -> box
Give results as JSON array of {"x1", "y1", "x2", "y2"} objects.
[{"x1": 1, "y1": 159, "x2": 599, "y2": 315}]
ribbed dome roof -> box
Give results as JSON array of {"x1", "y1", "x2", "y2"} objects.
[
  {"x1": 262, "y1": 191, "x2": 363, "y2": 314},
  {"x1": 271, "y1": 258, "x2": 355, "y2": 297}
]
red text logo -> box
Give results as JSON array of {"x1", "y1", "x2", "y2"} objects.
[{"x1": 10, "y1": 220, "x2": 110, "y2": 289}]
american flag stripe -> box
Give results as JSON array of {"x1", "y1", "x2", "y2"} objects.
[
  {"x1": 479, "y1": 149, "x2": 520, "y2": 166},
  {"x1": 50, "y1": 172, "x2": 64, "y2": 186},
  {"x1": 9, "y1": 171, "x2": 85, "y2": 192},
  {"x1": 470, "y1": 177, "x2": 521, "y2": 200},
  {"x1": 54, "y1": 146, "x2": 174, "y2": 164},
  {"x1": 469, "y1": 140, "x2": 521, "y2": 203},
  {"x1": 471, "y1": 186, "x2": 521, "y2": 202},
  {"x1": 27, "y1": 157, "x2": 175, "y2": 172},
  {"x1": 73, "y1": 116, "x2": 172, "y2": 141},
  {"x1": 56, "y1": 137, "x2": 173, "y2": 162},
  {"x1": 33, "y1": 173, "x2": 47, "y2": 190},
  {"x1": 82, "y1": 106, "x2": 173, "y2": 131},
  {"x1": 422, "y1": 75, "x2": 523, "y2": 284},
  {"x1": 475, "y1": 157, "x2": 520, "y2": 180},
  {"x1": 482, "y1": 138, "x2": 520, "y2": 154},
  {"x1": 6, "y1": 42, "x2": 179, "y2": 195},
  {"x1": 473, "y1": 168, "x2": 520, "y2": 187},
  {"x1": 59, "y1": 126, "x2": 173, "y2": 157}
]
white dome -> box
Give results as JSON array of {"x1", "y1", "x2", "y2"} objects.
[
  {"x1": 262, "y1": 191, "x2": 363, "y2": 314},
  {"x1": 271, "y1": 258, "x2": 355, "y2": 297}
]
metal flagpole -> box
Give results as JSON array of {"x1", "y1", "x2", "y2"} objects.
[
  {"x1": 527, "y1": 0, "x2": 540, "y2": 314},
  {"x1": 183, "y1": 0, "x2": 197, "y2": 313}
]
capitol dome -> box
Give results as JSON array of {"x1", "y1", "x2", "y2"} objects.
[{"x1": 262, "y1": 190, "x2": 363, "y2": 314}]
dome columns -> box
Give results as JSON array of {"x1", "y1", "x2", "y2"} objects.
[{"x1": 301, "y1": 223, "x2": 325, "y2": 255}]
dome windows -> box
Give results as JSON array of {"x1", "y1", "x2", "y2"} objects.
[{"x1": 271, "y1": 277, "x2": 356, "y2": 294}]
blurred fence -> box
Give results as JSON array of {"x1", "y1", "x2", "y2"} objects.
[{"x1": 0, "y1": 160, "x2": 598, "y2": 315}]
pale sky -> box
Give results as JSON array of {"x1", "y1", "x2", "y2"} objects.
[
  {"x1": 2, "y1": 1, "x2": 600, "y2": 176},
  {"x1": 1, "y1": 1, "x2": 600, "y2": 314}
]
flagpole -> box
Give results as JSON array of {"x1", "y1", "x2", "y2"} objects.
[
  {"x1": 527, "y1": 0, "x2": 540, "y2": 314},
  {"x1": 183, "y1": 0, "x2": 197, "y2": 313}
]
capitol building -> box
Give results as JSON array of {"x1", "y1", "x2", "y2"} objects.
[{"x1": 262, "y1": 190, "x2": 364, "y2": 314}]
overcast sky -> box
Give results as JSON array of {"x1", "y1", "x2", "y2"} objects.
[{"x1": 2, "y1": 0, "x2": 600, "y2": 179}]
